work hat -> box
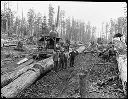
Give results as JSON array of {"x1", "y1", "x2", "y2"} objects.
[
  {"x1": 52, "y1": 24, "x2": 55, "y2": 28},
  {"x1": 113, "y1": 33, "x2": 123, "y2": 38}
]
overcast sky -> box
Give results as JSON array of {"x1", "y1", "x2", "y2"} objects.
[{"x1": 1, "y1": 1, "x2": 127, "y2": 37}]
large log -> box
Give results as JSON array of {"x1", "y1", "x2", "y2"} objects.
[
  {"x1": 1, "y1": 57, "x2": 54, "y2": 98},
  {"x1": 1, "y1": 69, "x2": 40, "y2": 98},
  {"x1": 116, "y1": 54, "x2": 127, "y2": 94},
  {"x1": 1, "y1": 59, "x2": 34, "y2": 87},
  {"x1": 77, "y1": 46, "x2": 85, "y2": 53}
]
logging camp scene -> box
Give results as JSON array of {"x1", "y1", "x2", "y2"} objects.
[{"x1": 1, "y1": 1, "x2": 127, "y2": 98}]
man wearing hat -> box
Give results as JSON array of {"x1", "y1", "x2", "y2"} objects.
[
  {"x1": 113, "y1": 33, "x2": 127, "y2": 55},
  {"x1": 53, "y1": 50, "x2": 60, "y2": 72},
  {"x1": 59, "y1": 50, "x2": 65, "y2": 70},
  {"x1": 69, "y1": 48, "x2": 78, "y2": 67}
]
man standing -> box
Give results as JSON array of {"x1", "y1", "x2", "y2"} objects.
[
  {"x1": 63, "y1": 51, "x2": 68, "y2": 69},
  {"x1": 69, "y1": 49, "x2": 78, "y2": 67},
  {"x1": 53, "y1": 51, "x2": 59, "y2": 72},
  {"x1": 59, "y1": 51, "x2": 65, "y2": 70},
  {"x1": 113, "y1": 33, "x2": 127, "y2": 55}
]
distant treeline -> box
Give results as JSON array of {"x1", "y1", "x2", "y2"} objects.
[{"x1": 1, "y1": 2, "x2": 127, "y2": 44}]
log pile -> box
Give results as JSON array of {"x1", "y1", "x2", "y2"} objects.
[
  {"x1": 1, "y1": 59, "x2": 34, "y2": 87},
  {"x1": 1, "y1": 69, "x2": 40, "y2": 98},
  {"x1": 1, "y1": 56, "x2": 54, "y2": 98}
]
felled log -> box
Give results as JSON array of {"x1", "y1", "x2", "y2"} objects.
[
  {"x1": 17, "y1": 58, "x2": 28, "y2": 65},
  {"x1": 116, "y1": 54, "x2": 127, "y2": 94},
  {"x1": 77, "y1": 46, "x2": 85, "y2": 53},
  {"x1": 1, "y1": 59, "x2": 34, "y2": 87},
  {"x1": 1, "y1": 57, "x2": 54, "y2": 98},
  {"x1": 1, "y1": 69, "x2": 40, "y2": 98}
]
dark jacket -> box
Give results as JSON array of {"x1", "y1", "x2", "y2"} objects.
[
  {"x1": 53, "y1": 52, "x2": 59, "y2": 61},
  {"x1": 69, "y1": 51, "x2": 77, "y2": 60},
  {"x1": 75, "y1": 50, "x2": 79, "y2": 56},
  {"x1": 59, "y1": 52, "x2": 65, "y2": 61}
]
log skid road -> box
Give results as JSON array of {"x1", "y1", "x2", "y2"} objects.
[{"x1": 1, "y1": 46, "x2": 126, "y2": 98}]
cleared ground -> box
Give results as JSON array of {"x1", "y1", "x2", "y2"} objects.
[{"x1": 15, "y1": 52, "x2": 126, "y2": 98}]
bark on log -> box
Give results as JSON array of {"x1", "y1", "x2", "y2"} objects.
[
  {"x1": 116, "y1": 54, "x2": 127, "y2": 94},
  {"x1": 1, "y1": 57, "x2": 54, "y2": 98},
  {"x1": 17, "y1": 58, "x2": 28, "y2": 65},
  {"x1": 1, "y1": 69, "x2": 40, "y2": 98},
  {"x1": 1, "y1": 59, "x2": 34, "y2": 87},
  {"x1": 77, "y1": 46, "x2": 85, "y2": 53}
]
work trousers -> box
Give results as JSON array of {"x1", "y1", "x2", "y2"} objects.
[
  {"x1": 64, "y1": 58, "x2": 67, "y2": 69},
  {"x1": 70, "y1": 58, "x2": 74, "y2": 67},
  {"x1": 54, "y1": 61, "x2": 59, "y2": 72},
  {"x1": 60, "y1": 59, "x2": 64, "y2": 70}
]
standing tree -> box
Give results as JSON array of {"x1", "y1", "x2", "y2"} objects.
[
  {"x1": 42, "y1": 15, "x2": 49, "y2": 36},
  {"x1": 59, "y1": 10, "x2": 65, "y2": 38},
  {"x1": 65, "y1": 17, "x2": 71, "y2": 40},
  {"x1": 34, "y1": 12, "x2": 42, "y2": 39},
  {"x1": 91, "y1": 26, "x2": 96, "y2": 42},
  {"x1": 48, "y1": 4, "x2": 54, "y2": 30},
  {"x1": 43, "y1": 15, "x2": 47, "y2": 26},
  {"x1": 27, "y1": 8, "x2": 35, "y2": 37},
  {"x1": 15, "y1": 17, "x2": 21, "y2": 40},
  {"x1": 108, "y1": 19, "x2": 115, "y2": 42},
  {"x1": 85, "y1": 21, "x2": 91, "y2": 43},
  {"x1": 80, "y1": 22, "x2": 85, "y2": 43},
  {"x1": 105, "y1": 22, "x2": 109, "y2": 42},
  {"x1": 1, "y1": 2, "x2": 14, "y2": 39}
]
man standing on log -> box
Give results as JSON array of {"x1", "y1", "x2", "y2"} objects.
[{"x1": 53, "y1": 51, "x2": 60, "y2": 72}]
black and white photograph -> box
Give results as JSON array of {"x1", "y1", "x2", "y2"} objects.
[{"x1": 1, "y1": 1, "x2": 127, "y2": 98}]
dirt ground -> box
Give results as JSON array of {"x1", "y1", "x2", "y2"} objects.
[
  {"x1": 15, "y1": 52, "x2": 126, "y2": 98},
  {"x1": 1, "y1": 45, "x2": 36, "y2": 75}
]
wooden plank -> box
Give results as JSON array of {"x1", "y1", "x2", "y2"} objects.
[{"x1": 17, "y1": 58, "x2": 28, "y2": 65}]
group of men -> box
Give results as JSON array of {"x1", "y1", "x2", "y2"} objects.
[
  {"x1": 48, "y1": 24, "x2": 78, "y2": 72},
  {"x1": 87, "y1": 33, "x2": 127, "y2": 63},
  {"x1": 53, "y1": 48, "x2": 78, "y2": 72}
]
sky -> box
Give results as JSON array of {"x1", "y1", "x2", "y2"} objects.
[{"x1": 1, "y1": 1, "x2": 127, "y2": 37}]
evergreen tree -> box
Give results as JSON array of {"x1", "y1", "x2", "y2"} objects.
[
  {"x1": 27, "y1": 8, "x2": 35, "y2": 37},
  {"x1": 48, "y1": 4, "x2": 54, "y2": 29}
]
